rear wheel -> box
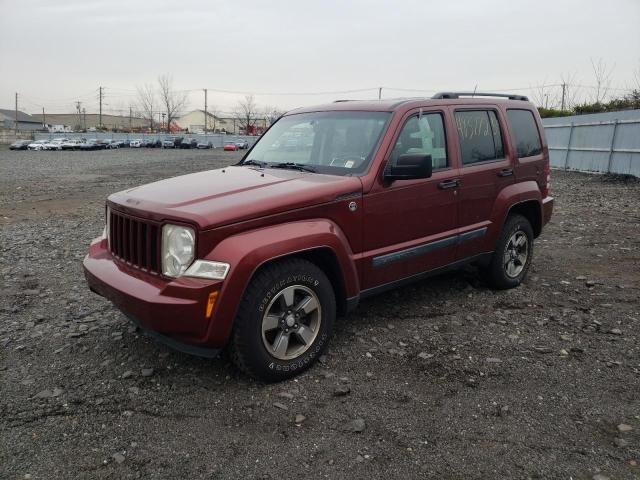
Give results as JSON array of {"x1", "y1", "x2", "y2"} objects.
[
  {"x1": 228, "y1": 258, "x2": 335, "y2": 382},
  {"x1": 482, "y1": 214, "x2": 534, "y2": 289}
]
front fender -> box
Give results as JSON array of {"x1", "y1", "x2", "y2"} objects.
[{"x1": 202, "y1": 219, "x2": 359, "y2": 346}]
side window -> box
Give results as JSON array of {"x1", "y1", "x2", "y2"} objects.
[
  {"x1": 390, "y1": 112, "x2": 448, "y2": 170},
  {"x1": 455, "y1": 110, "x2": 505, "y2": 165},
  {"x1": 507, "y1": 109, "x2": 542, "y2": 158}
]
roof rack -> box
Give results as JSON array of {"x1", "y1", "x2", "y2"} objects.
[{"x1": 432, "y1": 92, "x2": 529, "y2": 101}]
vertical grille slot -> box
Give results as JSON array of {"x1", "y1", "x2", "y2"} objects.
[{"x1": 108, "y1": 209, "x2": 160, "y2": 274}]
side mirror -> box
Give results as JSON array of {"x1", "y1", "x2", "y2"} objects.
[{"x1": 384, "y1": 153, "x2": 432, "y2": 181}]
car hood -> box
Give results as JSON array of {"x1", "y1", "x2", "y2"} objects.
[{"x1": 108, "y1": 166, "x2": 363, "y2": 229}]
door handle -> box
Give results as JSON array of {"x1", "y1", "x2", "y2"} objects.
[
  {"x1": 438, "y1": 179, "x2": 460, "y2": 189},
  {"x1": 498, "y1": 168, "x2": 513, "y2": 177}
]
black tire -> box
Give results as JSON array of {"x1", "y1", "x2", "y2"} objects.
[
  {"x1": 483, "y1": 214, "x2": 534, "y2": 290},
  {"x1": 228, "y1": 258, "x2": 335, "y2": 382}
]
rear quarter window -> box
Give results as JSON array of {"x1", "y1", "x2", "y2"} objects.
[{"x1": 507, "y1": 109, "x2": 542, "y2": 158}]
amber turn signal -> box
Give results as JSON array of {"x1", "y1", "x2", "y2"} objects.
[{"x1": 205, "y1": 291, "x2": 219, "y2": 319}]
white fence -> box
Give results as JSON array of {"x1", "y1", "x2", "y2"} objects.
[{"x1": 543, "y1": 109, "x2": 640, "y2": 177}]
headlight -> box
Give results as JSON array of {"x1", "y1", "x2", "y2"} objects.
[
  {"x1": 161, "y1": 224, "x2": 195, "y2": 277},
  {"x1": 184, "y1": 260, "x2": 230, "y2": 280}
]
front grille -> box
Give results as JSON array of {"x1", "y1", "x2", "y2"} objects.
[{"x1": 109, "y1": 209, "x2": 160, "y2": 274}]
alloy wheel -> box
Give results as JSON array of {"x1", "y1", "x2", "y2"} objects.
[
  {"x1": 261, "y1": 285, "x2": 322, "y2": 360},
  {"x1": 503, "y1": 231, "x2": 529, "y2": 278}
]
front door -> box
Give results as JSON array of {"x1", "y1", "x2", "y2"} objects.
[{"x1": 360, "y1": 109, "x2": 460, "y2": 291}]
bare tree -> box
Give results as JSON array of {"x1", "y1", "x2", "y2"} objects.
[
  {"x1": 632, "y1": 61, "x2": 640, "y2": 92},
  {"x1": 136, "y1": 83, "x2": 156, "y2": 131},
  {"x1": 590, "y1": 58, "x2": 615, "y2": 104},
  {"x1": 530, "y1": 79, "x2": 556, "y2": 109},
  {"x1": 158, "y1": 74, "x2": 188, "y2": 133},
  {"x1": 263, "y1": 105, "x2": 285, "y2": 126},
  {"x1": 234, "y1": 95, "x2": 258, "y2": 134}
]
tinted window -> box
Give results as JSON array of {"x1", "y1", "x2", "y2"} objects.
[
  {"x1": 390, "y1": 112, "x2": 448, "y2": 169},
  {"x1": 507, "y1": 109, "x2": 542, "y2": 158},
  {"x1": 455, "y1": 110, "x2": 504, "y2": 165}
]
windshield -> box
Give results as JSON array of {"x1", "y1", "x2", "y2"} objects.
[{"x1": 243, "y1": 111, "x2": 390, "y2": 175}]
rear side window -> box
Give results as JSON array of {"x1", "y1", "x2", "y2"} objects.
[
  {"x1": 507, "y1": 109, "x2": 542, "y2": 158},
  {"x1": 454, "y1": 110, "x2": 504, "y2": 165}
]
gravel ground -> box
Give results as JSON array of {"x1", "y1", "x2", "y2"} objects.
[{"x1": 1, "y1": 147, "x2": 639, "y2": 480}]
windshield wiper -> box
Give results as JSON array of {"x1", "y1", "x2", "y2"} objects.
[
  {"x1": 240, "y1": 159, "x2": 267, "y2": 168},
  {"x1": 271, "y1": 162, "x2": 317, "y2": 173}
]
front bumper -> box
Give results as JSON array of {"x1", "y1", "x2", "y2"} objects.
[
  {"x1": 83, "y1": 238, "x2": 226, "y2": 353},
  {"x1": 542, "y1": 196, "x2": 554, "y2": 226}
]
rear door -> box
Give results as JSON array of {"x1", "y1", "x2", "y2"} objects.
[
  {"x1": 360, "y1": 108, "x2": 460, "y2": 290},
  {"x1": 452, "y1": 107, "x2": 515, "y2": 260}
]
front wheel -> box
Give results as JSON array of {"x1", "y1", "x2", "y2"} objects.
[
  {"x1": 228, "y1": 258, "x2": 335, "y2": 382},
  {"x1": 482, "y1": 214, "x2": 534, "y2": 289}
]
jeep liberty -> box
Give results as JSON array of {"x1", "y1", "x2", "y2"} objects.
[{"x1": 84, "y1": 92, "x2": 554, "y2": 381}]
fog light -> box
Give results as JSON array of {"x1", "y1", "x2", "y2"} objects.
[
  {"x1": 206, "y1": 291, "x2": 219, "y2": 319},
  {"x1": 184, "y1": 260, "x2": 230, "y2": 280}
]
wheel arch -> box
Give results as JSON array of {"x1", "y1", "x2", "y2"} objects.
[
  {"x1": 507, "y1": 200, "x2": 542, "y2": 237},
  {"x1": 491, "y1": 181, "x2": 543, "y2": 239},
  {"x1": 267, "y1": 247, "x2": 349, "y2": 317}
]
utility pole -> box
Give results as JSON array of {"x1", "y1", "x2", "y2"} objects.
[
  {"x1": 129, "y1": 106, "x2": 132, "y2": 132},
  {"x1": 76, "y1": 101, "x2": 82, "y2": 131},
  {"x1": 204, "y1": 88, "x2": 208, "y2": 133},
  {"x1": 99, "y1": 86, "x2": 103, "y2": 129},
  {"x1": 14, "y1": 92, "x2": 18, "y2": 135},
  {"x1": 162, "y1": 113, "x2": 166, "y2": 132},
  {"x1": 378, "y1": 87, "x2": 382, "y2": 100},
  {"x1": 561, "y1": 83, "x2": 566, "y2": 111},
  {"x1": 83, "y1": 108, "x2": 86, "y2": 131},
  {"x1": 42, "y1": 107, "x2": 46, "y2": 129}
]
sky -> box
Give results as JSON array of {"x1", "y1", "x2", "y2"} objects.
[{"x1": 0, "y1": 0, "x2": 639, "y2": 116}]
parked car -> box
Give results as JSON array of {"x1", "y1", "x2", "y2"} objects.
[
  {"x1": 130, "y1": 139, "x2": 143, "y2": 148},
  {"x1": 61, "y1": 139, "x2": 84, "y2": 150},
  {"x1": 223, "y1": 142, "x2": 239, "y2": 151},
  {"x1": 235, "y1": 139, "x2": 249, "y2": 149},
  {"x1": 162, "y1": 138, "x2": 176, "y2": 149},
  {"x1": 84, "y1": 92, "x2": 553, "y2": 382},
  {"x1": 9, "y1": 140, "x2": 30, "y2": 150},
  {"x1": 179, "y1": 138, "x2": 197, "y2": 149},
  {"x1": 196, "y1": 141, "x2": 213, "y2": 149},
  {"x1": 100, "y1": 139, "x2": 119, "y2": 149},
  {"x1": 27, "y1": 140, "x2": 48, "y2": 151},
  {"x1": 43, "y1": 138, "x2": 67, "y2": 150},
  {"x1": 79, "y1": 139, "x2": 101, "y2": 151},
  {"x1": 145, "y1": 139, "x2": 161, "y2": 148}
]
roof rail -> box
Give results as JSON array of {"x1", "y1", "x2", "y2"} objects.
[
  {"x1": 432, "y1": 92, "x2": 529, "y2": 101},
  {"x1": 333, "y1": 99, "x2": 354, "y2": 103}
]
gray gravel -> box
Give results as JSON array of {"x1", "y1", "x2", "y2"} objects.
[{"x1": 1, "y1": 147, "x2": 639, "y2": 479}]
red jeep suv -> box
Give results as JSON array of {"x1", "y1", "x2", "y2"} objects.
[{"x1": 84, "y1": 92, "x2": 553, "y2": 381}]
